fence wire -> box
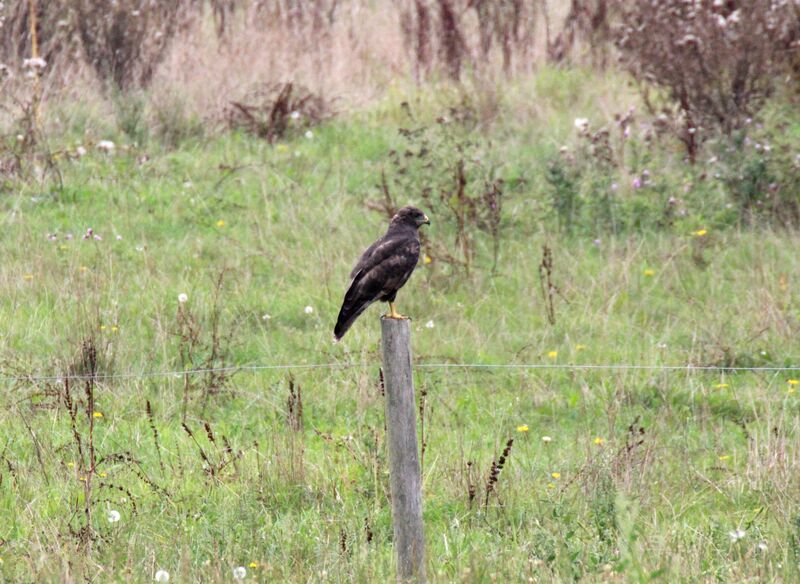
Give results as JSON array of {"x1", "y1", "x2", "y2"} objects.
[{"x1": 0, "y1": 362, "x2": 798, "y2": 382}]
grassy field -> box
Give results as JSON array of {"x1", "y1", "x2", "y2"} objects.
[{"x1": 2, "y1": 71, "x2": 800, "y2": 582}]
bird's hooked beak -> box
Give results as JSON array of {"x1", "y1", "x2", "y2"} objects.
[{"x1": 422, "y1": 214, "x2": 430, "y2": 225}]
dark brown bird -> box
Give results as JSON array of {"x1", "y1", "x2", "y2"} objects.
[{"x1": 334, "y1": 206, "x2": 430, "y2": 340}]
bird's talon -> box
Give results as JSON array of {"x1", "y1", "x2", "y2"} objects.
[{"x1": 384, "y1": 302, "x2": 408, "y2": 320}]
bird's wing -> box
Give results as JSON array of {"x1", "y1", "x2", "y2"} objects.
[
  {"x1": 349, "y1": 234, "x2": 420, "y2": 296},
  {"x1": 334, "y1": 235, "x2": 420, "y2": 339},
  {"x1": 349, "y1": 235, "x2": 386, "y2": 279}
]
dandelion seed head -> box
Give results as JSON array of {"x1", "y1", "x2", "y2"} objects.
[
  {"x1": 305, "y1": 130, "x2": 314, "y2": 139},
  {"x1": 154, "y1": 569, "x2": 170, "y2": 582},
  {"x1": 425, "y1": 320, "x2": 434, "y2": 329},
  {"x1": 23, "y1": 57, "x2": 47, "y2": 69},
  {"x1": 96, "y1": 140, "x2": 115, "y2": 153},
  {"x1": 729, "y1": 529, "x2": 746, "y2": 542},
  {"x1": 178, "y1": 293, "x2": 188, "y2": 304},
  {"x1": 304, "y1": 305, "x2": 314, "y2": 314},
  {"x1": 541, "y1": 436, "x2": 552, "y2": 443},
  {"x1": 107, "y1": 509, "x2": 120, "y2": 523},
  {"x1": 574, "y1": 118, "x2": 589, "y2": 133},
  {"x1": 233, "y1": 566, "x2": 247, "y2": 580}
]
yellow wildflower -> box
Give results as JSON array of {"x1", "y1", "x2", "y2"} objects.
[
  {"x1": 547, "y1": 351, "x2": 558, "y2": 359},
  {"x1": 67, "y1": 461, "x2": 74, "y2": 468},
  {"x1": 788, "y1": 379, "x2": 799, "y2": 386},
  {"x1": 547, "y1": 483, "x2": 555, "y2": 489},
  {"x1": 516, "y1": 425, "x2": 529, "y2": 433},
  {"x1": 643, "y1": 269, "x2": 655, "y2": 277},
  {"x1": 576, "y1": 344, "x2": 587, "y2": 351},
  {"x1": 100, "y1": 325, "x2": 107, "y2": 331},
  {"x1": 593, "y1": 437, "x2": 604, "y2": 445},
  {"x1": 718, "y1": 455, "x2": 730, "y2": 461},
  {"x1": 551, "y1": 472, "x2": 561, "y2": 479},
  {"x1": 111, "y1": 325, "x2": 119, "y2": 333},
  {"x1": 423, "y1": 254, "x2": 433, "y2": 265},
  {"x1": 23, "y1": 274, "x2": 34, "y2": 281},
  {"x1": 249, "y1": 562, "x2": 258, "y2": 569},
  {"x1": 93, "y1": 411, "x2": 103, "y2": 418},
  {"x1": 714, "y1": 383, "x2": 729, "y2": 389},
  {"x1": 692, "y1": 228, "x2": 707, "y2": 237},
  {"x1": 216, "y1": 219, "x2": 226, "y2": 228},
  {"x1": 99, "y1": 472, "x2": 107, "y2": 478}
]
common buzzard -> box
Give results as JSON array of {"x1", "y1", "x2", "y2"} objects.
[{"x1": 334, "y1": 206, "x2": 430, "y2": 340}]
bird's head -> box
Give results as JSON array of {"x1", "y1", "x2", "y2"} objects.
[{"x1": 392, "y1": 206, "x2": 430, "y2": 229}]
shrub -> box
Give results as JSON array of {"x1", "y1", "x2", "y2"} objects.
[
  {"x1": 226, "y1": 82, "x2": 333, "y2": 143},
  {"x1": 616, "y1": 0, "x2": 800, "y2": 159},
  {"x1": 369, "y1": 112, "x2": 506, "y2": 274}
]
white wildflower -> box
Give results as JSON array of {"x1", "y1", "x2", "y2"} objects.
[
  {"x1": 97, "y1": 140, "x2": 115, "y2": 153},
  {"x1": 154, "y1": 570, "x2": 170, "y2": 582},
  {"x1": 425, "y1": 320, "x2": 434, "y2": 329},
  {"x1": 262, "y1": 313, "x2": 271, "y2": 321},
  {"x1": 107, "y1": 509, "x2": 121, "y2": 523},
  {"x1": 233, "y1": 566, "x2": 247, "y2": 580},
  {"x1": 178, "y1": 293, "x2": 188, "y2": 303},
  {"x1": 573, "y1": 118, "x2": 589, "y2": 133},
  {"x1": 541, "y1": 436, "x2": 552, "y2": 443},
  {"x1": 22, "y1": 57, "x2": 47, "y2": 70},
  {"x1": 304, "y1": 130, "x2": 314, "y2": 139},
  {"x1": 729, "y1": 529, "x2": 746, "y2": 542},
  {"x1": 304, "y1": 305, "x2": 314, "y2": 314}
]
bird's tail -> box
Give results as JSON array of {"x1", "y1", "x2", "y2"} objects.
[{"x1": 334, "y1": 289, "x2": 375, "y2": 340}]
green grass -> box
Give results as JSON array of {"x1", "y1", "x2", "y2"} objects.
[{"x1": 1, "y1": 71, "x2": 800, "y2": 582}]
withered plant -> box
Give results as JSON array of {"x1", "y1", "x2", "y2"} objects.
[
  {"x1": 226, "y1": 82, "x2": 333, "y2": 143},
  {"x1": 370, "y1": 112, "x2": 506, "y2": 276},
  {"x1": 616, "y1": 0, "x2": 800, "y2": 158},
  {"x1": 175, "y1": 270, "x2": 241, "y2": 420}
]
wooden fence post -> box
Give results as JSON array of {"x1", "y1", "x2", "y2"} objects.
[{"x1": 381, "y1": 317, "x2": 426, "y2": 583}]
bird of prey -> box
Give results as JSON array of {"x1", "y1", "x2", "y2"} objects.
[{"x1": 334, "y1": 206, "x2": 430, "y2": 340}]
